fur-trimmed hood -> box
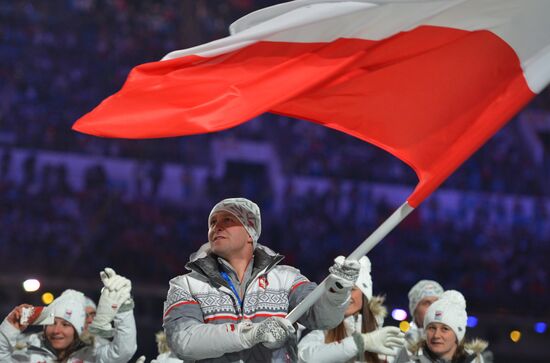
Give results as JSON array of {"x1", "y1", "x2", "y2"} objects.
[
  {"x1": 464, "y1": 339, "x2": 490, "y2": 357},
  {"x1": 407, "y1": 337, "x2": 489, "y2": 362},
  {"x1": 368, "y1": 295, "x2": 388, "y2": 327}
]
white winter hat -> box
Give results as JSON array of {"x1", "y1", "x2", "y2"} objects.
[
  {"x1": 209, "y1": 198, "x2": 261, "y2": 248},
  {"x1": 423, "y1": 290, "x2": 468, "y2": 342},
  {"x1": 47, "y1": 289, "x2": 87, "y2": 336},
  {"x1": 355, "y1": 256, "x2": 373, "y2": 300},
  {"x1": 408, "y1": 280, "x2": 444, "y2": 317},
  {"x1": 84, "y1": 295, "x2": 97, "y2": 311}
]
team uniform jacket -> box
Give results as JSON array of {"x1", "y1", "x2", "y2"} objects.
[
  {"x1": 0, "y1": 310, "x2": 137, "y2": 363},
  {"x1": 163, "y1": 244, "x2": 350, "y2": 362}
]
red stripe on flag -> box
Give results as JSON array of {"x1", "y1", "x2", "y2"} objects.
[
  {"x1": 271, "y1": 26, "x2": 535, "y2": 206},
  {"x1": 74, "y1": 25, "x2": 534, "y2": 207}
]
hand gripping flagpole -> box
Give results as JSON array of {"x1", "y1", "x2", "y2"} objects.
[{"x1": 286, "y1": 201, "x2": 415, "y2": 324}]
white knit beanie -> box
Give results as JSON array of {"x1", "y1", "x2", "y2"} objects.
[
  {"x1": 423, "y1": 290, "x2": 468, "y2": 342},
  {"x1": 355, "y1": 256, "x2": 373, "y2": 300},
  {"x1": 84, "y1": 295, "x2": 97, "y2": 311},
  {"x1": 47, "y1": 289, "x2": 87, "y2": 336},
  {"x1": 208, "y1": 198, "x2": 261, "y2": 248},
  {"x1": 408, "y1": 279, "x2": 444, "y2": 317}
]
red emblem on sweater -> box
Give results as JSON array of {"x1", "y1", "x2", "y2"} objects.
[{"x1": 258, "y1": 275, "x2": 268, "y2": 289}]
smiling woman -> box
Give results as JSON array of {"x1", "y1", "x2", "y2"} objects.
[
  {"x1": 0, "y1": 271, "x2": 138, "y2": 363},
  {"x1": 0, "y1": 290, "x2": 88, "y2": 361}
]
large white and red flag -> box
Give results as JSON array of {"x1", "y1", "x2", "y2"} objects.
[{"x1": 73, "y1": 0, "x2": 550, "y2": 208}]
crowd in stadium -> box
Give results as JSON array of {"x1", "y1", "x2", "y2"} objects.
[{"x1": 0, "y1": 1, "x2": 549, "y2": 361}]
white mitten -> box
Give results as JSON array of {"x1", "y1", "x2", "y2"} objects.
[
  {"x1": 361, "y1": 326, "x2": 405, "y2": 356},
  {"x1": 102, "y1": 267, "x2": 134, "y2": 312},
  {"x1": 238, "y1": 317, "x2": 295, "y2": 350},
  {"x1": 89, "y1": 268, "x2": 132, "y2": 336},
  {"x1": 135, "y1": 355, "x2": 146, "y2": 363},
  {"x1": 101, "y1": 267, "x2": 132, "y2": 293},
  {"x1": 326, "y1": 256, "x2": 361, "y2": 304}
]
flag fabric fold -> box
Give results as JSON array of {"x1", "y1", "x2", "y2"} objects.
[{"x1": 73, "y1": 0, "x2": 550, "y2": 207}]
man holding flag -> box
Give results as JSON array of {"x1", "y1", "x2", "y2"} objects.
[{"x1": 163, "y1": 197, "x2": 370, "y2": 362}]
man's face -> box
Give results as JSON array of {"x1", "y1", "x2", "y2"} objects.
[
  {"x1": 208, "y1": 211, "x2": 252, "y2": 259},
  {"x1": 426, "y1": 322, "x2": 458, "y2": 360},
  {"x1": 415, "y1": 296, "x2": 439, "y2": 327}
]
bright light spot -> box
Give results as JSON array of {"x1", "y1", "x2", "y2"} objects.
[
  {"x1": 399, "y1": 321, "x2": 410, "y2": 332},
  {"x1": 510, "y1": 330, "x2": 521, "y2": 343},
  {"x1": 534, "y1": 322, "x2": 547, "y2": 334},
  {"x1": 23, "y1": 279, "x2": 40, "y2": 292},
  {"x1": 42, "y1": 292, "x2": 54, "y2": 305},
  {"x1": 392, "y1": 308, "x2": 408, "y2": 321},
  {"x1": 467, "y1": 316, "x2": 478, "y2": 328}
]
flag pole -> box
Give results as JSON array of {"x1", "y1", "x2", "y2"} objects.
[{"x1": 286, "y1": 201, "x2": 415, "y2": 324}]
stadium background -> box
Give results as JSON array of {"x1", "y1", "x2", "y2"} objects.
[{"x1": 1, "y1": 1, "x2": 549, "y2": 361}]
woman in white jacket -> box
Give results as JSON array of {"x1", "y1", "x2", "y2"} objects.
[
  {"x1": 298, "y1": 256, "x2": 405, "y2": 363},
  {"x1": 0, "y1": 268, "x2": 137, "y2": 363}
]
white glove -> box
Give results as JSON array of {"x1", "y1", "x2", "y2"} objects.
[
  {"x1": 102, "y1": 267, "x2": 135, "y2": 312},
  {"x1": 361, "y1": 326, "x2": 405, "y2": 356},
  {"x1": 326, "y1": 256, "x2": 361, "y2": 304},
  {"x1": 89, "y1": 268, "x2": 132, "y2": 336},
  {"x1": 238, "y1": 317, "x2": 295, "y2": 350},
  {"x1": 135, "y1": 355, "x2": 146, "y2": 363}
]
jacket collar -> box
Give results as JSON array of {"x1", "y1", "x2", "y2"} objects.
[{"x1": 186, "y1": 243, "x2": 284, "y2": 288}]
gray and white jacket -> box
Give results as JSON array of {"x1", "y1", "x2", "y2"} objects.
[
  {"x1": 0, "y1": 310, "x2": 137, "y2": 363},
  {"x1": 163, "y1": 244, "x2": 350, "y2": 362}
]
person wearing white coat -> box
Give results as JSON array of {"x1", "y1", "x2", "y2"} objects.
[
  {"x1": 0, "y1": 268, "x2": 137, "y2": 363},
  {"x1": 298, "y1": 256, "x2": 405, "y2": 363},
  {"x1": 394, "y1": 290, "x2": 493, "y2": 363}
]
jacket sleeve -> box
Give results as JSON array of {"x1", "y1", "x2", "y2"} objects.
[
  {"x1": 297, "y1": 329, "x2": 359, "y2": 363},
  {"x1": 288, "y1": 270, "x2": 348, "y2": 330},
  {"x1": 163, "y1": 276, "x2": 246, "y2": 361},
  {"x1": 0, "y1": 319, "x2": 19, "y2": 362},
  {"x1": 95, "y1": 309, "x2": 138, "y2": 363}
]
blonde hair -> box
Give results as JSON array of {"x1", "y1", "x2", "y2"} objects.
[{"x1": 156, "y1": 330, "x2": 170, "y2": 354}]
